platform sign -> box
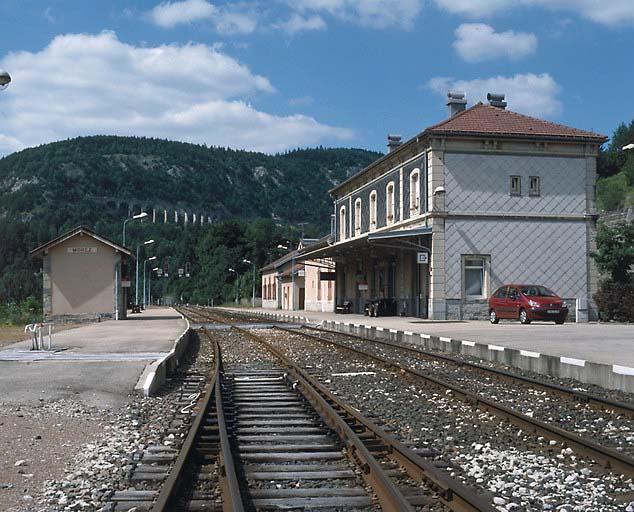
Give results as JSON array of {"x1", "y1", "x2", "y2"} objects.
[
  {"x1": 417, "y1": 252, "x2": 429, "y2": 264},
  {"x1": 68, "y1": 247, "x2": 97, "y2": 254}
]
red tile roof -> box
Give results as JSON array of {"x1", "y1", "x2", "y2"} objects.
[{"x1": 427, "y1": 103, "x2": 607, "y2": 141}]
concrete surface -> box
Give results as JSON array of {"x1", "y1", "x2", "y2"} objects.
[
  {"x1": 227, "y1": 308, "x2": 634, "y2": 368},
  {"x1": 0, "y1": 307, "x2": 187, "y2": 409}
]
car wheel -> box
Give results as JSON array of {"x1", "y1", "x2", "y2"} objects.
[
  {"x1": 489, "y1": 310, "x2": 499, "y2": 324},
  {"x1": 555, "y1": 319, "x2": 564, "y2": 325},
  {"x1": 519, "y1": 309, "x2": 531, "y2": 324}
]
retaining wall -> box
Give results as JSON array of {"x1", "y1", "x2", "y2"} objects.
[
  {"x1": 136, "y1": 313, "x2": 192, "y2": 397},
  {"x1": 323, "y1": 320, "x2": 634, "y2": 393}
]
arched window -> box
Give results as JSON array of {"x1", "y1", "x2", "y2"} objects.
[
  {"x1": 354, "y1": 198, "x2": 362, "y2": 236},
  {"x1": 386, "y1": 181, "x2": 395, "y2": 224},
  {"x1": 339, "y1": 206, "x2": 347, "y2": 241},
  {"x1": 410, "y1": 168, "x2": 420, "y2": 214},
  {"x1": 369, "y1": 190, "x2": 377, "y2": 230}
]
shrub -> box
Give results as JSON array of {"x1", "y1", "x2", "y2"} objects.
[
  {"x1": 0, "y1": 296, "x2": 42, "y2": 325},
  {"x1": 594, "y1": 282, "x2": 634, "y2": 322}
]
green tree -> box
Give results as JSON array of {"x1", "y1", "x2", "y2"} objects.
[{"x1": 592, "y1": 222, "x2": 634, "y2": 283}]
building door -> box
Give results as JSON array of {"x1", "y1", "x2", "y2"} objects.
[{"x1": 299, "y1": 287, "x2": 305, "y2": 310}]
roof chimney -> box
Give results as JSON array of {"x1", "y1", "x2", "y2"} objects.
[
  {"x1": 387, "y1": 134, "x2": 402, "y2": 152},
  {"x1": 487, "y1": 92, "x2": 507, "y2": 109},
  {"x1": 447, "y1": 91, "x2": 467, "y2": 116}
]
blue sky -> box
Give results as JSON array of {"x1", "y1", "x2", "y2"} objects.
[{"x1": 0, "y1": 0, "x2": 632, "y2": 155}]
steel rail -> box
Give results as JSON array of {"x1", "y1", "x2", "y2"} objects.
[
  {"x1": 152, "y1": 330, "x2": 244, "y2": 511},
  {"x1": 299, "y1": 325, "x2": 634, "y2": 416},
  {"x1": 233, "y1": 325, "x2": 416, "y2": 512},
  {"x1": 278, "y1": 325, "x2": 634, "y2": 478},
  {"x1": 181, "y1": 307, "x2": 497, "y2": 511}
]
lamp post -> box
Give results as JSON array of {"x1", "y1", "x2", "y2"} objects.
[
  {"x1": 149, "y1": 267, "x2": 159, "y2": 307},
  {"x1": 276, "y1": 244, "x2": 289, "y2": 309},
  {"x1": 243, "y1": 259, "x2": 256, "y2": 308},
  {"x1": 122, "y1": 211, "x2": 148, "y2": 247},
  {"x1": 136, "y1": 239, "x2": 154, "y2": 305},
  {"x1": 228, "y1": 268, "x2": 239, "y2": 304},
  {"x1": 143, "y1": 256, "x2": 157, "y2": 309},
  {"x1": 0, "y1": 70, "x2": 10, "y2": 91}
]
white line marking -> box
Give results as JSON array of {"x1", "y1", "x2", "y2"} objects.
[
  {"x1": 561, "y1": 356, "x2": 586, "y2": 367},
  {"x1": 488, "y1": 344, "x2": 505, "y2": 351},
  {"x1": 331, "y1": 371, "x2": 376, "y2": 377},
  {"x1": 613, "y1": 365, "x2": 634, "y2": 376},
  {"x1": 520, "y1": 350, "x2": 540, "y2": 358}
]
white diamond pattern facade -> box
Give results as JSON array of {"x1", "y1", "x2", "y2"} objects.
[
  {"x1": 445, "y1": 153, "x2": 586, "y2": 214},
  {"x1": 445, "y1": 218, "x2": 588, "y2": 299}
]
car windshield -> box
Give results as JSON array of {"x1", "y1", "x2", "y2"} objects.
[{"x1": 520, "y1": 286, "x2": 556, "y2": 297}]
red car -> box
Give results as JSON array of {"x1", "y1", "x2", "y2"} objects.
[{"x1": 488, "y1": 285, "x2": 568, "y2": 325}]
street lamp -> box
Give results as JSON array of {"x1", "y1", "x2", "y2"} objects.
[
  {"x1": 149, "y1": 267, "x2": 159, "y2": 307},
  {"x1": 136, "y1": 239, "x2": 154, "y2": 305},
  {"x1": 0, "y1": 70, "x2": 10, "y2": 90},
  {"x1": 228, "y1": 268, "x2": 239, "y2": 304},
  {"x1": 122, "y1": 211, "x2": 148, "y2": 247},
  {"x1": 243, "y1": 259, "x2": 256, "y2": 308},
  {"x1": 143, "y1": 256, "x2": 157, "y2": 308}
]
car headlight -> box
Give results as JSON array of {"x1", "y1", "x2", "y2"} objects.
[{"x1": 528, "y1": 300, "x2": 540, "y2": 308}]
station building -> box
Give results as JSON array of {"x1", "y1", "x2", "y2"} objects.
[
  {"x1": 31, "y1": 226, "x2": 133, "y2": 321},
  {"x1": 299, "y1": 93, "x2": 607, "y2": 321},
  {"x1": 261, "y1": 238, "x2": 335, "y2": 312}
]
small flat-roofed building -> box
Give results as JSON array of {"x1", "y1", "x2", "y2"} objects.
[
  {"x1": 261, "y1": 238, "x2": 334, "y2": 311},
  {"x1": 31, "y1": 226, "x2": 133, "y2": 321}
]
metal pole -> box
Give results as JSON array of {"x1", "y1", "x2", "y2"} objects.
[
  {"x1": 291, "y1": 254, "x2": 295, "y2": 310},
  {"x1": 143, "y1": 259, "x2": 147, "y2": 308},
  {"x1": 235, "y1": 273, "x2": 239, "y2": 304},
  {"x1": 122, "y1": 218, "x2": 129, "y2": 247},
  {"x1": 148, "y1": 271, "x2": 151, "y2": 308},
  {"x1": 135, "y1": 245, "x2": 140, "y2": 305},
  {"x1": 252, "y1": 263, "x2": 256, "y2": 308},
  {"x1": 115, "y1": 265, "x2": 120, "y2": 320}
]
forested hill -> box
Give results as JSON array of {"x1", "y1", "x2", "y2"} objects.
[{"x1": 0, "y1": 135, "x2": 382, "y2": 231}]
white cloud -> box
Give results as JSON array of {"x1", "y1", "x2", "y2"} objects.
[
  {"x1": 150, "y1": 0, "x2": 215, "y2": 27},
  {"x1": 287, "y1": 0, "x2": 424, "y2": 29},
  {"x1": 428, "y1": 73, "x2": 562, "y2": 118},
  {"x1": 0, "y1": 32, "x2": 353, "y2": 155},
  {"x1": 454, "y1": 23, "x2": 537, "y2": 62},
  {"x1": 434, "y1": 0, "x2": 634, "y2": 26},
  {"x1": 274, "y1": 14, "x2": 327, "y2": 35},
  {"x1": 149, "y1": 0, "x2": 258, "y2": 34}
]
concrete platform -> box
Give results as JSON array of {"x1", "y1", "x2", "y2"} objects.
[
  {"x1": 223, "y1": 307, "x2": 634, "y2": 393},
  {"x1": 0, "y1": 307, "x2": 187, "y2": 409}
]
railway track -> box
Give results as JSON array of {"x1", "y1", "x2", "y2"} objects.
[
  {"x1": 159, "y1": 307, "x2": 494, "y2": 511},
  {"x1": 266, "y1": 324, "x2": 634, "y2": 478},
  {"x1": 294, "y1": 324, "x2": 634, "y2": 417}
]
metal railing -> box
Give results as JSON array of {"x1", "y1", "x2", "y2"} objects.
[{"x1": 24, "y1": 323, "x2": 53, "y2": 351}]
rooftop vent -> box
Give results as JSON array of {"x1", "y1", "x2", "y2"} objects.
[
  {"x1": 487, "y1": 92, "x2": 507, "y2": 109},
  {"x1": 387, "y1": 135, "x2": 402, "y2": 152},
  {"x1": 447, "y1": 91, "x2": 467, "y2": 116}
]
